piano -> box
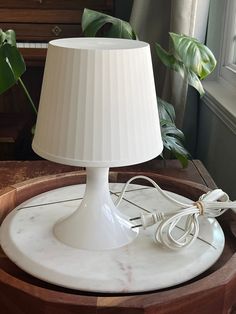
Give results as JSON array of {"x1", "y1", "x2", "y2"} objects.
[
  {"x1": 0, "y1": 0, "x2": 114, "y2": 66},
  {"x1": 0, "y1": 0, "x2": 114, "y2": 159}
]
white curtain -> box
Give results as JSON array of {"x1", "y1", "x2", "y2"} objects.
[{"x1": 130, "y1": 0, "x2": 210, "y2": 128}]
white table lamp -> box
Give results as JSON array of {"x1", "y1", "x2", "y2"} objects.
[
  {"x1": 32, "y1": 37, "x2": 163, "y2": 251},
  {"x1": 0, "y1": 38, "x2": 225, "y2": 294}
]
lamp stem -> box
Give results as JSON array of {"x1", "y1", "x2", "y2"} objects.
[{"x1": 53, "y1": 167, "x2": 138, "y2": 250}]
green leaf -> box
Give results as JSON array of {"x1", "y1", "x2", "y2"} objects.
[
  {"x1": 155, "y1": 43, "x2": 173, "y2": 67},
  {"x1": 0, "y1": 29, "x2": 26, "y2": 94},
  {"x1": 160, "y1": 122, "x2": 185, "y2": 140},
  {"x1": 169, "y1": 32, "x2": 216, "y2": 80},
  {"x1": 155, "y1": 44, "x2": 179, "y2": 71},
  {"x1": 5, "y1": 29, "x2": 17, "y2": 46},
  {"x1": 161, "y1": 122, "x2": 190, "y2": 168},
  {"x1": 82, "y1": 8, "x2": 138, "y2": 39},
  {"x1": 185, "y1": 68, "x2": 205, "y2": 97},
  {"x1": 3, "y1": 44, "x2": 26, "y2": 79},
  {"x1": 0, "y1": 29, "x2": 6, "y2": 45},
  {"x1": 155, "y1": 33, "x2": 216, "y2": 96},
  {"x1": 173, "y1": 151, "x2": 189, "y2": 168},
  {"x1": 0, "y1": 53, "x2": 16, "y2": 93},
  {"x1": 155, "y1": 43, "x2": 187, "y2": 79},
  {"x1": 157, "y1": 97, "x2": 175, "y2": 123}
]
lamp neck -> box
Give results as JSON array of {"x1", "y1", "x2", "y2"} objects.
[{"x1": 85, "y1": 167, "x2": 110, "y2": 196}]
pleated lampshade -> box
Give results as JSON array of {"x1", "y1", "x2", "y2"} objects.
[{"x1": 32, "y1": 37, "x2": 163, "y2": 167}]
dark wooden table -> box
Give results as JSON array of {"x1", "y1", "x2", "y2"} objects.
[
  {"x1": 0, "y1": 159, "x2": 235, "y2": 314},
  {"x1": 0, "y1": 159, "x2": 216, "y2": 190}
]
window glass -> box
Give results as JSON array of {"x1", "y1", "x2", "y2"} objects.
[{"x1": 220, "y1": 0, "x2": 236, "y2": 85}]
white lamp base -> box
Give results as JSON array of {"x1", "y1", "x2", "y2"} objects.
[
  {"x1": 54, "y1": 167, "x2": 138, "y2": 250},
  {"x1": 0, "y1": 183, "x2": 224, "y2": 293}
]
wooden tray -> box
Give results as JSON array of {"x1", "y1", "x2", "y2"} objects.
[{"x1": 0, "y1": 171, "x2": 235, "y2": 314}]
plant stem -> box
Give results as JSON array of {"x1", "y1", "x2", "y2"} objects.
[{"x1": 18, "y1": 77, "x2": 38, "y2": 116}]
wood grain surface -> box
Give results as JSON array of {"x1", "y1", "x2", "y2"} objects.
[{"x1": 0, "y1": 159, "x2": 217, "y2": 190}]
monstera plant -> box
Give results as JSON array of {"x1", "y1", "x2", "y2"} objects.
[
  {"x1": 0, "y1": 29, "x2": 37, "y2": 115},
  {"x1": 82, "y1": 8, "x2": 217, "y2": 167},
  {"x1": 155, "y1": 32, "x2": 216, "y2": 97}
]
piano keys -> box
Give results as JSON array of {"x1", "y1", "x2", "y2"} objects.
[{"x1": 16, "y1": 43, "x2": 48, "y2": 49}]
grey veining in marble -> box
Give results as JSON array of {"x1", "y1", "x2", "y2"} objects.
[{"x1": 0, "y1": 183, "x2": 225, "y2": 293}]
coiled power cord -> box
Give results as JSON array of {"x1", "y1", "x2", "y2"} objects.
[{"x1": 115, "y1": 175, "x2": 236, "y2": 250}]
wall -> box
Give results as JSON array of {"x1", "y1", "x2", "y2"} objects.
[
  {"x1": 194, "y1": 0, "x2": 236, "y2": 199},
  {"x1": 197, "y1": 96, "x2": 236, "y2": 199},
  {"x1": 114, "y1": 0, "x2": 133, "y2": 20}
]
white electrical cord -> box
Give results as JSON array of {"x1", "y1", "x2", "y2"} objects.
[{"x1": 115, "y1": 175, "x2": 236, "y2": 250}]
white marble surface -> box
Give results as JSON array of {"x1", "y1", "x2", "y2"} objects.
[{"x1": 0, "y1": 183, "x2": 225, "y2": 293}]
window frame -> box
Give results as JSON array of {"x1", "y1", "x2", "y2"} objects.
[
  {"x1": 219, "y1": 0, "x2": 236, "y2": 88},
  {"x1": 202, "y1": 0, "x2": 236, "y2": 133}
]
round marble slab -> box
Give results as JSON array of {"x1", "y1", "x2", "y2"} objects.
[{"x1": 0, "y1": 183, "x2": 225, "y2": 293}]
